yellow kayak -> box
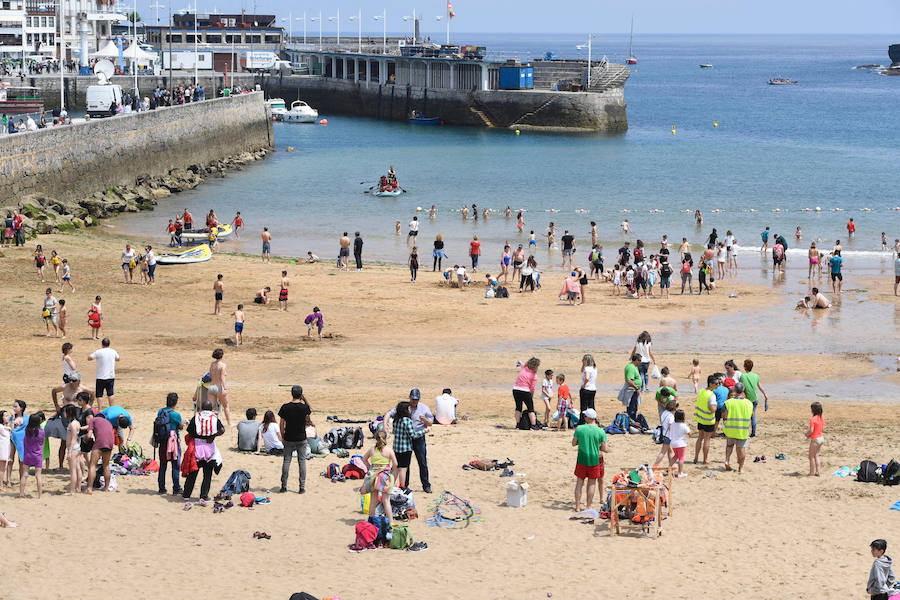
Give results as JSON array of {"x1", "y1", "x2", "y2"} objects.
[{"x1": 156, "y1": 243, "x2": 212, "y2": 264}]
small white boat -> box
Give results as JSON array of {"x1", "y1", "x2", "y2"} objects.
[
  {"x1": 700, "y1": 63, "x2": 713, "y2": 68},
  {"x1": 180, "y1": 223, "x2": 233, "y2": 243},
  {"x1": 374, "y1": 189, "x2": 403, "y2": 197},
  {"x1": 282, "y1": 100, "x2": 319, "y2": 123},
  {"x1": 267, "y1": 98, "x2": 287, "y2": 120},
  {"x1": 156, "y1": 244, "x2": 211, "y2": 265}
]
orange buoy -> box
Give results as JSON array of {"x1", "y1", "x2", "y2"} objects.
[{"x1": 319, "y1": 118, "x2": 328, "y2": 125}]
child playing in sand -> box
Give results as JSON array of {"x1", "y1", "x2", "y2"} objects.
[
  {"x1": 59, "y1": 259, "x2": 74, "y2": 293},
  {"x1": 556, "y1": 374, "x2": 570, "y2": 431},
  {"x1": 806, "y1": 401, "x2": 824, "y2": 476},
  {"x1": 688, "y1": 359, "x2": 701, "y2": 393},
  {"x1": 139, "y1": 253, "x2": 149, "y2": 285},
  {"x1": 306, "y1": 251, "x2": 319, "y2": 263},
  {"x1": 668, "y1": 409, "x2": 691, "y2": 477},
  {"x1": 540, "y1": 369, "x2": 554, "y2": 426},
  {"x1": 232, "y1": 304, "x2": 245, "y2": 346},
  {"x1": 305, "y1": 307, "x2": 324, "y2": 340},
  {"x1": 866, "y1": 539, "x2": 895, "y2": 600},
  {"x1": 57, "y1": 299, "x2": 67, "y2": 339}
]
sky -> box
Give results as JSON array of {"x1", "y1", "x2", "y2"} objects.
[{"x1": 138, "y1": 0, "x2": 900, "y2": 35}]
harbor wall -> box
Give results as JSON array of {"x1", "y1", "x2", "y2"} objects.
[
  {"x1": 0, "y1": 91, "x2": 273, "y2": 207},
  {"x1": 261, "y1": 75, "x2": 627, "y2": 132},
  {"x1": 0, "y1": 72, "x2": 257, "y2": 111}
]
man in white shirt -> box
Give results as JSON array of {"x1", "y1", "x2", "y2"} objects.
[
  {"x1": 88, "y1": 338, "x2": 120, "y2": 408},
  {"x1": 145, "y1": 245, "x2": 157, "y2": 284},
  {"x1": 407, "y1": 216, "x2": 419, "y2": 246},
  {"x1": 434, "y1": 388, "x2": 459, "y2": 425}
]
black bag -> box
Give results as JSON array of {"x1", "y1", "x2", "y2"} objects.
[
  {"x1": 517, "y1": 413, "x2": 542, "y2": 430},
  {"x1": 883, "y1": 458, "x2": 900, "y2": 486},
  {"x1": 857, "y1": 460, "x2": 881, "y2": 483},
  {"x1": 151, "y1": 408, "x2": 172, "y2": 449},
  {"x1": 660, "y1": 263, "x2": 672, "y2": 278},
  {"x1": 497, "y1": 286, "x2": 509, "y2": 298}
]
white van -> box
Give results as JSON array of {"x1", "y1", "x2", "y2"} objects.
[{"x1": 85, "y1": 84, "x2": 123, "y2": 118}]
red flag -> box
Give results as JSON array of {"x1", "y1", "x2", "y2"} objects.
[{"x1": 448, "y1": 0, "x2": 455, "y2": 18}]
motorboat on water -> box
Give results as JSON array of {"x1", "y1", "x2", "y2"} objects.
[
  {"x1": 409, "y1": 112, "x2": 441, "y2": 125},
  {"x1": 267, "y1": 98, "x2": 287, "y2": 120},
  {"x1": 699, "y1": 63, "x2": 713, "y2": 68},
  {"x1": 768, "y1": 78, "x2": 798, "y2": 85},
  {"x1": 282, "y1": 100, "x2": 319, "y2": 123},
  {"x1": 156, "y1": 244, "x2": 212, "y2": 265}
]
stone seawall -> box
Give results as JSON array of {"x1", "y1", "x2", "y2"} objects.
[
  {"x1": 261, "y1": 75, "x2": 627, "y2": 132},
  {"x1": 0, "y1": 92, "x2": 273, "y2": 236}
]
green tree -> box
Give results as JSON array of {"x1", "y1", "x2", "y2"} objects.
[{"x1": 125, "y1": 11, "x2": 141, "y2": 22}]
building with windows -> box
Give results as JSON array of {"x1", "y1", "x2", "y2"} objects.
[
  {"x1": 145, "y1": 13, "x2": 282, "y2": 72},
  {"x1": 0, "y1": 0, "x2": 26, "y2": 58},
  {"x1": 24, "y1": 9, "x2": 55, "y2": 55}
]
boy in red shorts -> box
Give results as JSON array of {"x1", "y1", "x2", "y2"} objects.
[{"x1": 571, "y1": 408, "x2": 608, "y2": 512}]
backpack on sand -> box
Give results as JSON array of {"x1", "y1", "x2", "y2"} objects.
[
  {"x1": 389, "y1": 524, "x2": 413, "y2": 550},
  {"x1": 882, "y1": 459, "x2": 899, "y2": 486},
  {"x1": 857, "y1": 460, "x2": 880, "y2": 483}
]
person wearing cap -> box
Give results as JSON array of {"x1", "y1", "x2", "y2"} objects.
[
  {"x1": 277, "y1": 385, "x2": 311, "y2": 494},
  {"x1": 384, "y1": 389, "x2": 434, "y2": 493},
  {"x1": 434, "y1": 388, "x2": 459, "y2": 425},
  {"x1": 571, "y1": 408, "x2": 608, "y2": 512}
]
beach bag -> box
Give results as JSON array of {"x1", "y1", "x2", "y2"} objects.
[
  {"x1": 652, "y1": 426, "x2": 671, "y2": 446},
  {"x1": 326, "y1": 463, "x2": 341, "y2": 479},
  {"x1": 124, "y1": 441, "x2": 144, "y2": 460},
  {"x1": 660, "y1": 263, "x2": 672, "y2": 278},
  {"x1": 681, "y1": 261, "x2": 690, "y2": 274},
  {"x1": 239, "y1": 491, "x2": 255, "y2": 507},
  {"x1": 517, "y1": 412, "x2": 534, "y2": 430},
  {"x1": 389, "y1": 524, "x2": 413, "y2": 550},
  {"x1": 857, "y1": 460, "x2": 880, "y2": 483},
  {"x1": 220, "y1": 469, "x2": 251, "y2": 495},
  {"x1": 496, "y1": 286, "x2": 509, "y2": 298},
  {"x1": 367, "y1": 515, "x2": 390, "y2": 544},
  {"x1": 151, "y1": 408, "x2": 172, "y2": 449},
  {"x1": 613, "y1": 413, "x2": 631, "y2": 432},
  {"x1": 342, "y1": 463, "x2": 365, "y2": 480},
  {"x1": 355, "y1": 521, "x2": 379, "y2": 547},
  {"x1": 651, "y1": 364, "x2": 661, "y2": 380},
  {"x1": 883, "y1": 459, "x2": 900, "y2": 486}
]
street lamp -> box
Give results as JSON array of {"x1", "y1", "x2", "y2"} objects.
[
  {"x1": 401, "y1": 10, "x2": 416, "y2": 44},
  {"x1": 193, "y1": 0, "x2": 198, "y2": 85},
  {"x1": 576, "y1": 34, "x2": 596, "y2": 89},
  {"x1": 372, "y1": 11, "x2": 386, "y2": 54},
  {"x1": 347, "y1": 10, "x2": 361, "y2": 53},
  {"x1": 310, "y1": 11, "x2": 321, "y2": 48},
  {"x1": 280, "y1": 14, "x2": 291, "y2": 42},
  {"x1": 149, "y1": 1, "x2": 164, "y2": 24},
  {"x1": 296, "y1": 12, "x2": 306, "y2": 45},
  {"x1": 327, "y1": 9, "x2": 339, "y2": 46}
]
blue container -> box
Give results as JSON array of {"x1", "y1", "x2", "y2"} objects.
[{"x1": 499, "y1": 66, "x2": 534, "y2": 90}]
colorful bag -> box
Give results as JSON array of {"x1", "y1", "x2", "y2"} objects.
[{"x1": 388, "y1": 524, "x2": 413, "y2": 550}]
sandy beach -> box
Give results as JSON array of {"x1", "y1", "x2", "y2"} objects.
[{"x1": 1, "y1": 229, "x2": 898, "y2": 600}]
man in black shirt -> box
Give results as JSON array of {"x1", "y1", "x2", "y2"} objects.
[
  {"x1": 353, "y1": 232, "x2": 363, "y2": 271},
  {"x1": 561, "y1": 230, "x2": 575, "y2": 270},
  {"x1": 278, "y1": 385, "x2": 311, "y2": 494},
  {"x1": 618, "y1": 241, "x2": 631, "y2": 266}
]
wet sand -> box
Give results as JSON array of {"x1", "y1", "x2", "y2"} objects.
[{"x1": 0, "y1": 229, "x2": 898, "y2": 599}]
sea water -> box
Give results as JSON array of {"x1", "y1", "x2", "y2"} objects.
[{"x1": 111, "y1": 34, "x2": 900, "y2": 266}]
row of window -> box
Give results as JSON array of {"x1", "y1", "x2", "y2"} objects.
[
  {"x1": 157, "y1": 33, "x2": 280, "y2": 44},
  {"x1": 25, "y1": 16, "x2": 54, "y2": 28},
  {"x1": 25, "y1": 32, "x2": 53, "y2": 44}
]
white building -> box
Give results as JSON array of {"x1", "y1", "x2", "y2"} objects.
[
  {"x1": 0, "y1": 0, "x2": 26, "y2": 59},
  {"x1": 24, "y1": 10, "x2": 55, "y2": 56}
]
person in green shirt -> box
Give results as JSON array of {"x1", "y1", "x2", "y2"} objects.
[
  {"x1": 620, "y1": 354, "x2": 642, "y2": 420},
  {"x1": 739, "y1": 358, "x2": 769, "y2": 437},
  {"x1": 571, "y1": 408, "x2": 608, "y2": 512},
  {"x1": 655, "y1": 386, "x2": 677, "y2": 419}
]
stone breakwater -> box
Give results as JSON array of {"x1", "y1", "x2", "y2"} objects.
[
  {"x1": 3, "y1": 150, "x2": 269, "y2": 236},
  {"x1": 0, "y1": 91, "x2": 273, "y2": 236}
]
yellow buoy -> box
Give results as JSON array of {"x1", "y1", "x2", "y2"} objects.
[
  {"x1": 515, "y1": 129, "x2": 520, "y2": 135},
  {"x1": 671, "y1": 125, "x2": 676, "y2": 135},
  {"x1": 713, "y1": 120, "x2": 718, "y2": 128}
]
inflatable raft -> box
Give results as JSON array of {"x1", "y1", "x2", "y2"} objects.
[{"x1": 156, "y1": 243, "x2": 212, "y2": 265}]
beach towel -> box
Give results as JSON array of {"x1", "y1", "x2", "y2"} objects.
[
  {"x1": 354, "y1": 521, "x2": 378, "y2": 547},
  {"x1": 181, "y1": 435, "x2": 198, "y2": 476}
]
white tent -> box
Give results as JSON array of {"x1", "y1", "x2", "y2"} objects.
[
  {"x1": 90, "y1": 40, "x2": 120, "y2": 58},
  {"x1": 123, "y1": 44, "x2": 156, "y2": 62}
]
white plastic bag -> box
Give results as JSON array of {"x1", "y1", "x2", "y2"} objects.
[{"x1": 651, "y1": 364, "x2": 661, "y2": 380}]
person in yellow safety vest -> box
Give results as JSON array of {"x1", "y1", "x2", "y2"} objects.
[
  {"x1": 693, "y1": 374, "x2": 718, "y2": 465},
  {"x1": 722, "y1": 382, "x2": 753, "y2": 473}
]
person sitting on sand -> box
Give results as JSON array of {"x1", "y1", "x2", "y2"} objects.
[
  {"x1": 254, "y1": 287, "x2": 271, "y2": 305},
  {"x1": 306, "y1": 251, "x2": 319, "y2": 263},
  {"x1": 237, "y1": 408, "x2": 259, "y2": 452},
  {"x1": 811, "y1": 287, "x2": 831, "y2": 308},
  {"x1": 434, "y1": 388, "x2": 459, "y2": 425},
  {"x1": 796, "y1": 296, "x2": 812, "y2": 309},
  {"x1": 256, "y1": 410, "x2": 283, "y2": 455}
]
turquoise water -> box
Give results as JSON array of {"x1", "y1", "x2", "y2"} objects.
[{"x1": 113, "y1": 34, "x2": 900, "y2": 264}]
